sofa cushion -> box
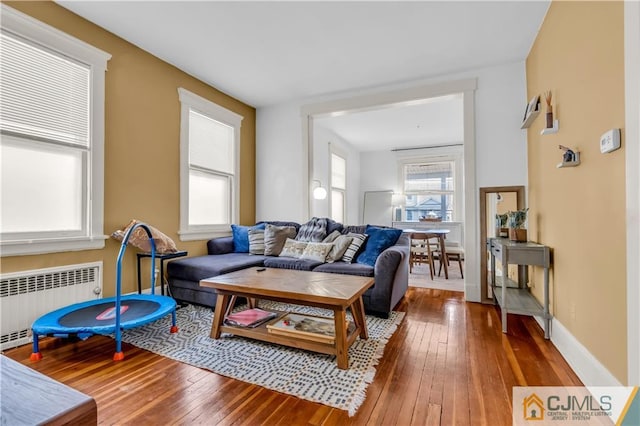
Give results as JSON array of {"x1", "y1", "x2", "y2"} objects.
[
  {"x1": 325, "y1": 218, "x2": 344, "y2": 236},
  {"x1": 356, "y1": 226, "x2": 403, "y2": 267},
  {"x1": 295, "y1": 217, "x2": 328, "y2": 242},
  {"x1": 312, "y1": 261, "x2": 374, "y2": 277},
  {"x1": 279, "y1": 238, "x2": 308, "y2": 258},
  {"x1": 231, "y1": 223, "x2": 265, "y2": 253},
  {"x1": 342, "y1": 225, "x2": 366, "y2": 235},
  {"x1": 300, "y1": 242, "x2": 333, "y2": 262},
  {"x1": 257, "y1": 221, "x2": 301, "y2": 232},
  {"x1": 264, "y1": 224, "x2": 297, "y2": 256},
  {"x1": 325, "y1": 235, "x2": 353, "y2": 263},
  {"x1": 263, "y1": 257, "x2": 323, "y2": 271},
  {"x1": 342, "y1": 233, "x2": 367, "y2": 263},
  {"x1": 167, "y1": 253, "x2": 267, "y2": 282},
  {"x1": 248, "y1": 228, "x2": 265, "y2": 255}
]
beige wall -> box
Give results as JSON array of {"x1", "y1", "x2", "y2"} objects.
[
  {"x1": 1, "y1": 1, "x2": 256, "y2": 296},
  {"x1": 526, "y1": 1, "x2": 626, "y2": 382}
]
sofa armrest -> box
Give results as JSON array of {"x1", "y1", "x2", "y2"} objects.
[
  {"x1": 367, "y1": 243, "x2": 409, "y2": 317},
  {"x1": 207, "y1": 236, "x2": 234, "y2": 255}
]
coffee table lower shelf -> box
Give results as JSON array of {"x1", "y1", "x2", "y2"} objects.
[{"x1": 217, "y1": 311, "x2": 359, "y2": 357}]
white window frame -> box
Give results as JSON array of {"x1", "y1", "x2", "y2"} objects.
[
  {"x1": 178, "y1": 88, "x2": 242, "y2": 241},
  {"x1": 396, "y1": 146, "x2": 464, "y2": 222},
  {"x1": 329, "y1": 145, "x2": 347, "y2": 223},
  {"x1": 0, "y1": 5, "x2": 111, "y2": 257}
]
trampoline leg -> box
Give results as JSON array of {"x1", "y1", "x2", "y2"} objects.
[
  {"x1": 170, "y1": 309, "x2": 178, "y2": 333},
  {"x1": 113, "y1": 327, "x2": 124, "y2": 362},
  {"x1": 30, "y1": 334, "x2": 42, "y2": 362}
]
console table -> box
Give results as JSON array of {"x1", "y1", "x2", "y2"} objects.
[{"x1": 489, "y1": 238, "x2": 551, "y2": 338}]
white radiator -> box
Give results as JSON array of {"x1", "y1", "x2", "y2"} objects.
[{"x1": 0, "y1": 262, "x2": 103, "y2": 350}]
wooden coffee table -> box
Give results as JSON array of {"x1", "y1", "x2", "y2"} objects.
[{"x1": 200, "y1": 267, "x2": 374, "y2": 369}]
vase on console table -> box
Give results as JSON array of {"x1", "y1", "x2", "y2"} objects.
[{"x1": 508, "y1": 228, "x2": 527, "y2": 242}]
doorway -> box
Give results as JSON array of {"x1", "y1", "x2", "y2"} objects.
[{"x1": 301, "y1": 78, "x2": 479, "y2": 300}]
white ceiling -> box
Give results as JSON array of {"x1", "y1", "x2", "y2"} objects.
[
  {"x1": 314, "y1": 94, "x2": 464, "y2": 151},
  {"x1": 56, "y1": 0, "x2": 549, "y2": 151}
]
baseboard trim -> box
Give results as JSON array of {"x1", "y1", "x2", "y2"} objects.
[{"x1": 534, "y1": 316, "x2": 622, "y2": 386}]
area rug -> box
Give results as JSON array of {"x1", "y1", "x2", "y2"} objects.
[{"x1": 120, "y1": 301, "x2": 404, "y2": 416}]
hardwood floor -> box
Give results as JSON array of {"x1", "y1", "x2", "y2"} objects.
[{"x1": 3, "y1": 287, "x2": 581, "y2": 425}]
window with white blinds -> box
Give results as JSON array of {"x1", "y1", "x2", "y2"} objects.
[
  {"x1": 0, "y1": 5, "x2": 110, "y2": 256},
  {"x1": 0, "y1": 32, "x2": 90, "y2": 146},
  {"x1": 178, "y1": 88, "x2": 243, "y2": 240}
]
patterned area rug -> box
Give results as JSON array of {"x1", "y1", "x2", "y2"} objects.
[{"x1": 121, "y1": 301, "x2": 404, "y2": 416}]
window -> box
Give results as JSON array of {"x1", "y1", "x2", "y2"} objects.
[
  {"x1": 330, "y1": 150, "x2": 346, "y2": 223},
  {"x1": 178, "y1": 88, "x2": 243, "y2": 240},
  {"x1": 402, "y1": 161, "x2": 457, "y2": 221},
  {"x1": 0, "y1": 5, "x2": 110, "y2": 256}
]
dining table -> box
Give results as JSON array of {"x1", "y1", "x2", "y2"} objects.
[{"x1": 402, "y1": 228, "x2": 451, "y2": 279}]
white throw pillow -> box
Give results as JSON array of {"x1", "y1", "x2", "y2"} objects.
[
  {"x1": 300, "y1": 242, "x2": 334, "y2": 262},
  {"x1": 279, "y1": 238, "x2": 308, "y2": 258}
]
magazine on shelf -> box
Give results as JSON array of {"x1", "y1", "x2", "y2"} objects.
[
  {"x1": 266, "y1": 313, "x2": 348, "y2": 344},
  {"x1": 224, "y1": 308, "x2": 278, "y2": 328}
]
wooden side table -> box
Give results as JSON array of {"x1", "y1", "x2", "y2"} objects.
[{"x1": 137, "y1": 251, "x2": 188, "y2": 295}]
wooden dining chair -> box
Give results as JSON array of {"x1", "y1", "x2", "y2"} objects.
[
  {"x1": 409, "y1": 232, "x2": 440, "y2": 279},
  {"x1": 438, "y1": 245, "x2": 464, "y2": 278}
]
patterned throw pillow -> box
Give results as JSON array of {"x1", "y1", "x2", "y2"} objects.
[
  {"x1": 341, "y1": 233, "x2": 367, "y2": 263},
  {"x1": 264, "y1": 224, "x2": 297, "y2": 256},
  {"x1": 325, "y1": 235, "x2": 353, "y2": 263},
  {"x1": 295, "y1": 217, "x2": 328, "y2": 242},
  {"x1": 300, "y1": 242, "x2": 334, "y2": 262},
  {"x1": 248, "y1": 228, "x2": 265, "y2": 255},
  {"x1": 111, "y1": 219, "x2": 178, "y2": 254},
  {"x1": 279, "y1": 238, "x2": 308, "y2": 258}
]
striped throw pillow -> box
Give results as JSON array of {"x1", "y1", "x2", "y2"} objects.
[
  {"x1": 248, "y1": 229, "x2": 265, "y2": 255},
  {"x1": 341, "y1": 233, "x2": 367, "y2": 263}
]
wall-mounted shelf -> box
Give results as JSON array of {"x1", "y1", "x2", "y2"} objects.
[
  {"x1": 557, "y1": 149, "x2": 580, "y2": 168},
  {"x1": 541, "y1": 120, "x2": 559, "y2": 135},
  {"x1": 521, "y1": 95, "x2": 541, "y2": 129}
]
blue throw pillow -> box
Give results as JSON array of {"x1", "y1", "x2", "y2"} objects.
[
  {"x1": 356, "y1": 225, "x2": 402, "y2": 267},
  {"x1": 231, "y1": 223, "x2": 265, "y2": 253}
]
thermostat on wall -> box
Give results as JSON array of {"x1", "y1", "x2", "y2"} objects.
[{"x1": 600, "y1": 128, "x2": 621, "y2": 153}]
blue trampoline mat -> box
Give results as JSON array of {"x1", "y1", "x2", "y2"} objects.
[{"x1": 32, "y1": 294, "x2": 176, "y2": 336}]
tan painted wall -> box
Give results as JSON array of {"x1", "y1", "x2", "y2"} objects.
[
  {"x1": 526, "y1": 1, "x2": 626, "y2": 382},
  {"x1": 1, "y1": 1, "x2": 256, "y2": 296}
]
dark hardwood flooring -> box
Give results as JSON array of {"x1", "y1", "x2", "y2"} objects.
[{"x1": 3, "y1": 287, "x2": 581, "y2": 425}]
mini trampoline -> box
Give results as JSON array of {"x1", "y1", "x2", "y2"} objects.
[{"x1": 31, "y1": 222, "x2": 178, "y2": 362}]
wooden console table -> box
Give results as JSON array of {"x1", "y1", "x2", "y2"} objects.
[{"x1": 489, "y1": 238, "x2": 552, "y2": 339}]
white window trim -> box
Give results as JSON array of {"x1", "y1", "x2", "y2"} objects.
[
  {"x1": 396, "y1": 145, "x2": 464, "y2": 222},
  {"x1": 329, "y1": 144, "x2": 347, "y2": 223},
  {"x1": 177, "y1": 88, "x2": 243, "y2": 241},
  {"x1": 0, "y1": 5, "x2": 111, "y2": 257}
]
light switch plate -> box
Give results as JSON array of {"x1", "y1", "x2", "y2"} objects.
[{"x1": 600, "y1": 129, "x2": 621, "y2": 153}]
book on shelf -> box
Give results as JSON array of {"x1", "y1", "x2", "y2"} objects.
[
  {"x1": 224, "y1": 308, "x2": 278, "y2": 328},
  {"x1": 266, "y1": 313, "x2": 349, "y2": 344}
]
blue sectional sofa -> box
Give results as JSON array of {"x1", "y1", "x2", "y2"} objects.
[{"x1": 167, "y1": 221, "x2": 409, "y2": 318}]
